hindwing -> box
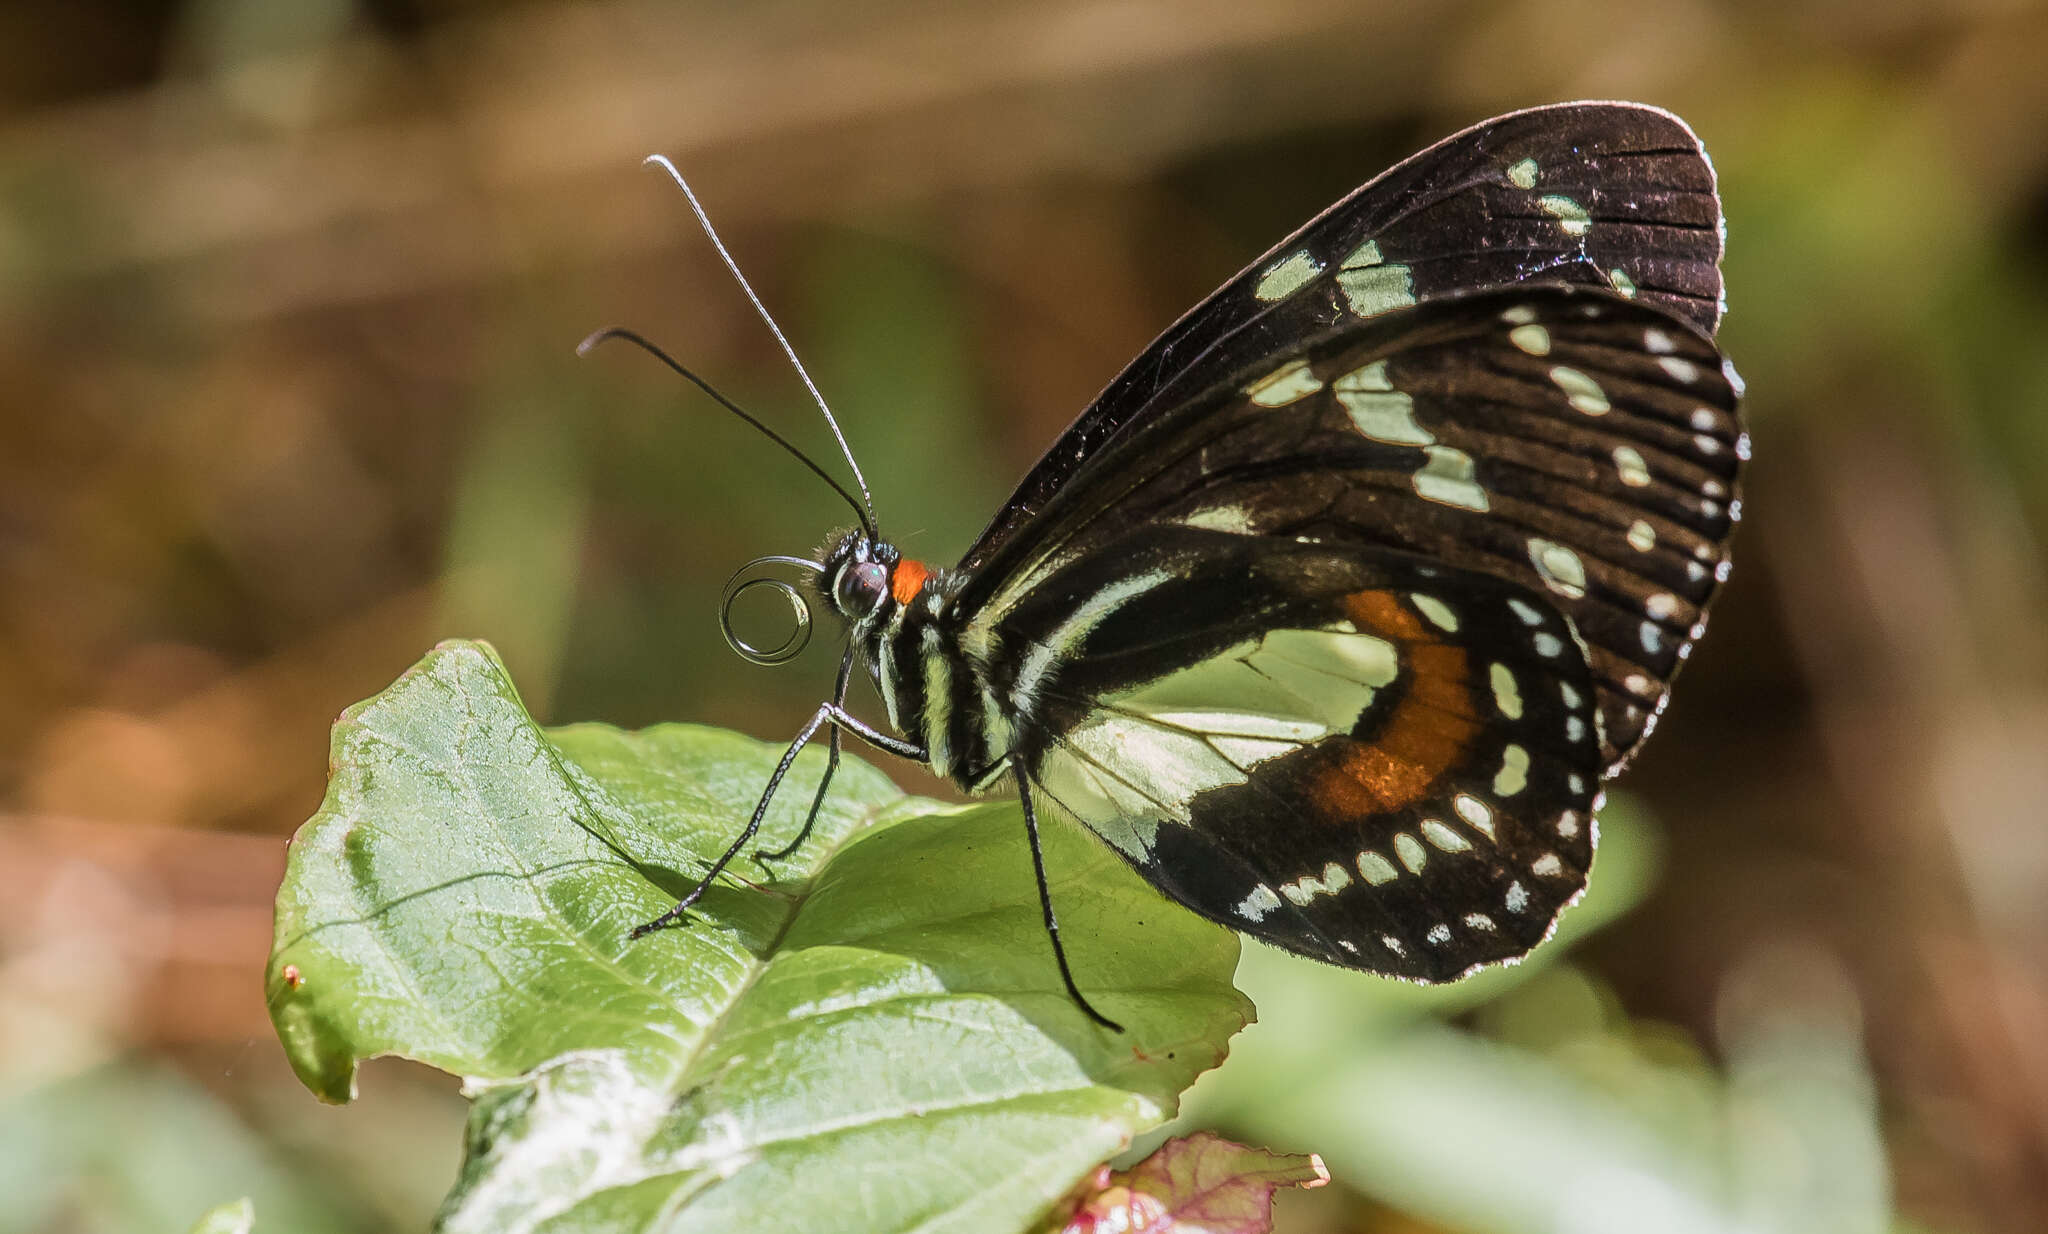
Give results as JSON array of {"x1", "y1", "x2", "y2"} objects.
[
  {"x1": 987, "y1": 527, "x2": 1603, "y2": 979},
  {"x1": 966, "y1": 101, "x2": 1724, "y2": 568}
]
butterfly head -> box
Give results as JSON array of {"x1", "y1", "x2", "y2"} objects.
[{"x1": 817, "y1": 530, "x2": 903, "y2": 627}]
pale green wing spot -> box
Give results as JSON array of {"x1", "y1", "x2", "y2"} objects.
[
  {"x1": 1489, "y1": 662, "x2": 1523, "y2": 719},
  {"x1": 1493, "y1": 744, "x2": 1531, "y2": 797},
  {"x1": 1613, "y1": 445, "x2": 1651, "y2": 487},
  {"x1": 1182, "y1": 505, "x2": 1256, "y2": 534},
  {"x1": 1410, "y1": 593, "x2": 1459, "y2": 632},
  {"x1": 1508, "y1": 323, "x2": 1551, "y2": 355},
  {"x1": 1334, "y1": 360, "x2": 1432, "y2": 445},
  {"x1": 1279, "y1": 862, "x2": 1353, "y2": 906},
  {"x1": 1538, "y1": 194, "x2": 1592, "y2": 237},
  {"x1": 1627, "y1": 520, "x2": 1657, "y2": 551},
  {"x1": 1394, "y1": 832, "x2": 1428, "y2": 874},
  {"x1": 1244, "y1": 357, "x2": 1324, "y2": 407},
  {"x1": 1506, "y1": 157, "x2": 1539, "y2": 189},
  {"x1": 1357, "y1": 851, "x2": 1400, "y2": 886},
  {"x1": 1527, "y1": 538, "x2": 1588, "y2": 599},
  {"x1": 1335, "y1": 239, "x2": 1416, "y2": 318},
  {"x1": 1548, "y1": 365, "x2": 1610, "y2": 414},
  {"x1": 1254, "y1": 248, "x2": 1323, "y2": 302},
  {"x1": 1420, "y1": 818, "x2": 1472, "y2": 853},
  {"x1": 1607, "y1": 267, "x2": 1638, "y2": 298},
  {"x1": 1413, "y1": 445, "x2": 1489, "y2": 511}
]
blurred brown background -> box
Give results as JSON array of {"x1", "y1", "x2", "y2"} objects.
[{"x1": 2, "y1": 1, "x2": 2046, "y2": 1231}]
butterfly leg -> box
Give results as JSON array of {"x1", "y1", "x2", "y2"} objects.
[
  {"x1": 1014, "y1": 765, "x2": 1124, "y2": 1033},
  {"x1": 755, "y1": 645, "x2": 858, "y2": 863},
  {"x1": 630, "y1": 700, "x2": 926, "y2": 939}
]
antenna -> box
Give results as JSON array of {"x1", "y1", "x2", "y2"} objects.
[
  {"x1": 577, "y1": 327, "x2": 874, "y2": 534},
  {"x1": 643, "y1": 154, "x2": 878, "y2": 534}
]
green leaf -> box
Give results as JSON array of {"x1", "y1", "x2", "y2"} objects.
[
  {"x1": 185, "y1": 1199, "x2": 254, "y2": 1234},
  {"x1": 1044, "y1": 1133, "x2": 1326, "y2": 1234},
  {"x1": 267, "y1": 641, "x2": 1248, "y2": 1233}
]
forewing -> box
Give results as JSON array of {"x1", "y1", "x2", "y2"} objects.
[
  {"x1": 965, "y1": 286, "x2": 1744, "y2": 771},
  {"x1": 995, "y1": 528, "x2": 1604, "y2": 979},
  {"x1": 965, "y1": 101, "x2": 1724, "y2": 569}
]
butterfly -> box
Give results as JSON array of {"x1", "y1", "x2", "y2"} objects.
[{"x1": 590, "y1": 101, "x2": 1744, "y2": 1031}]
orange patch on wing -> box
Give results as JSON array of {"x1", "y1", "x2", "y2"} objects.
[
  {"x1": 891, "y1": 558, "x2": 930, "y2": 605},
  {"x1": 1305, "y1": 588, "x2": 1482, "y2": 818},
  {"x1": 1345, "y1": 589, "x2": 1427, "y2": 642}
]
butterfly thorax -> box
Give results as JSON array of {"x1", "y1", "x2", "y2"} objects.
[{"x1": 816, "y1": 530, "x2": 1007, "y2": 788}]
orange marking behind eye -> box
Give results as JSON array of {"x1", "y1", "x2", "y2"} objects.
[
  {"x1": 891, "y1": 558, "x2": 930, "y2": 605},
  {"x1": 1308, "y1": 589, "x2": 1481, "y2": 818}
]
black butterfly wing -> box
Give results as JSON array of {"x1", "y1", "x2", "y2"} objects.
[
  {"x1": 964, "y1": 284, "x2": 1743, "y2": 785},
  {"x1": 990, "y1": 525, "x2": 1604, "y2": 978},
  {"x1": 963, "y1": 101, "x2": 1725, "y2": 572}
]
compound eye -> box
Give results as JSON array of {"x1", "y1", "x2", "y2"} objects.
[{"x1": 836, "y1": 560, "x2": 890, "y2": 616}]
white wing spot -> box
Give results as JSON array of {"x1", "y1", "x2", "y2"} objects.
[
  {"x1": 1506, "y1": 881, "x2": 1531, "y2": 913},
  {"x1": 1566, "y1": 715, "x2": 1587, "y2": 744},
  {"x1": 1538, "y1": 194, "x2": 1592, "y2": 236},
  {"x1": 1336, "y1": 239, "x2": 1417, "y2": 317},
  {"x1": 1627, "y1": 519, "x2": 1657, "y2": 552},
  {"x1": 1659, "y1": 355, "x2": 1702, "y2": 383},
  {"x1": 1557, "y1": 811, "x2": 1582, "y2": 838},
  {"x1": 1254, "y1": 249, "x2": 1323, "y2": 302},
  {"x1": 1494, "y1": 743, "x2": 1530, "y2": 797},
  {"x1": 1532, "y1": 853, "x2": 1566, "y2": 878},
  {"x1": 1567, "y1": 773, "x2": 1586, "y2": 795},
  {"x1": 1527, "y1": 538, "x2": 1588, "y2": 599},
  {"x1": 1500, "y1": 304, "x2": 1539, "y2": 325},
  {"x1": 1646, "y1": 592, "x2": 1679, "y2": 620},
  {"x1": 1245, "y1": 357, "x2": 1323, "y2": 406},
  {"x1": 1382, "y1": 934, "x2": 1406, "y2": 956},
  {"x1": 1624, "y1": 672, "x2": 1653, "y2": 695},
  {"x1": 1645, "y1": 328, "x2": 1677, "y2": 354},
  {"x1": 1508, "y1": 597, "x2": 1545, "y2": 626},
  {"x1": 1613, "y1": 445, "x2": 1652, "y2": 487},
  {"x1": 1509, "y1": 323, "x2": 1552, "y2": 355},
  {"x1": 1427, "y1": 923, "x2": 1453, "y2": 946},
  {"x1": 1548, "y1": 365, "x2": 1611, "y2": 414},
  {"x1": 1695, "y1": 434, "x2": 1722, "y2": 455},
  {"x1": 1464, "y1": 912, "x2": 1498, "y2": 932},
  {"x1": 1491, "y1": 662, "x2": 1523, "y2": 719},
  {"x1": 1357, "y1": 850, "x2": 1401, "y2": 886},
  {"x1": 1237, "y1": 883, "x2": 1282, "y2": 922},
  {"x1": 1454, "y1": 792, "x2": 1495, "y2": 840},
  {"x1": 1532, "y1": 631, "x2": 1564, "y2": 659},
  {"x1": 1506, "y1": 157, "x2": 1539, "y2": 189},
  {"x1": 1412, "y1": 593, "x2": 1459, "y2": 632},
  {"x1": 1641, "y1": 621, "x2": 1665, "y2": 654},
  {"x1": 1394, "y1": 831, "x2": 1429, "y2": 875},
  {"x1": 1559, "y1": 680, "x2": 1582, "y2": 709},
  {"x1": 1421, "y1": 819, "x2": 1472, "y2": 853}
]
